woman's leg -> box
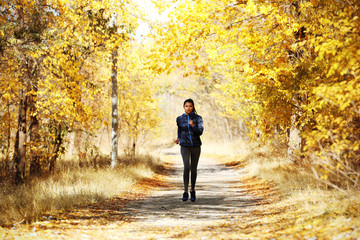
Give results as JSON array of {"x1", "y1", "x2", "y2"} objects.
[
  {"x1": 180, "y1": 146, "x2": 191, "y2": 192},
  {"x1": 190, "y1": 147, "x2": 201, "y2": 191}
]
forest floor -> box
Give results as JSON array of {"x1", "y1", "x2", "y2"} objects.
[{"x1": 1, "y1": 146, "x2": 359, "y2": 239}]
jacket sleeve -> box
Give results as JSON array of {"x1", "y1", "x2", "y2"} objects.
[
  {"x1": 176, "y1": 117, "x2": 181, "y2": 139},
  {"x1": 192, "y1": 115, "x2": 204, "y2": 136}
]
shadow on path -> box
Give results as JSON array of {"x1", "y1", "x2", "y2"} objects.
[
  {"x1": 62, "y1": 149, "x2": 265, "y2": 228},
  {"x1": 119, "y1": 151, "x2": 264, "y2": 226}
]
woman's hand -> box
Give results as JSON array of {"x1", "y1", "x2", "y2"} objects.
[
  {"x1": 189, "y1": 119, "x2": 194, "y2": 127},
  {"x1": 175, "y1": 138, "x2": 180, "y2": 144}
]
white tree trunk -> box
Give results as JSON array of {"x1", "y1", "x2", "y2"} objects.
[
  {"x1": 288, "y1": 98, "x2": 302, "y2": 162},
  {"x1": 110, "y1": 12, "x2": 119, "y2": 168},
  {"x1": 67, "y1": 131, "x2": 75, "y2": 158},
  {"x1": 111, "y1": 48, "x2": 118, "y2": 168}
]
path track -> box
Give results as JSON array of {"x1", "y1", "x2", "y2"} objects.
[{"x1": 114, "y1": 147, "x2": 263, "y2": 239}]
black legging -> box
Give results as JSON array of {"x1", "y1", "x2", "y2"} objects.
[{"x1": 180, "y1": 146, "x2": 201, "y2": 192}]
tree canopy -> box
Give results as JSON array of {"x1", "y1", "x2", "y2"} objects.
[{"x1": 0, "y1": 0, "x2": 359, "y2": 189}]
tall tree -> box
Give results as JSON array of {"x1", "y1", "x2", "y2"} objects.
[
  {"x1": 110, "y1": 12, "x2": 119, "y2": 168},
  {"x1": 0, "y1": 0, "x2": 138, "y2": 179},
  {"x1": 117, "y1": 42, "x2": 161, "y2": 156},
  {"x1": 154, "y1": 0, "x2": 360, "y2": 188}
]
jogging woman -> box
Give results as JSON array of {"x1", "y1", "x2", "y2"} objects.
[{"x1": 175, "y1": 99, "x2": 204, "y2": 202}]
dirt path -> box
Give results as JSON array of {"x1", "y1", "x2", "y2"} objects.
[
  {"x1": 2, "y1": 149, "x2": 267, "y2": 239},
  {"x1": 117, "y1": 149, "x2": 263, "y2": 239}
]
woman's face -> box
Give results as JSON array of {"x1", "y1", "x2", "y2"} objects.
[{"x1": 184, "y1": 102, "x2": 194, "y2": 115}]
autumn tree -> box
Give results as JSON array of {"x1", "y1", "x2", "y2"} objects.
[
  {"x1": 0, "y1": 0, "x2": 58, "y2": 183},
  {"x1": 117, "y1": 42, "x2": 161, "y2": 156},
  {"x1": 0, "y1": 0, "x2": 137, "y2": 181},
  {"x1": 154, "y1": 0, "x2": 360, "y2": 188}
]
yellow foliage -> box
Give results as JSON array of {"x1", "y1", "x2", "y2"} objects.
[
  {"x1": 117, "y1": 42, "x2": 161, "y2": 153},
  {"x1": 154, "y1": 0, "x2": 360, "y2": 188},
  {"x1": 0, "y1": 0, "x2": 142, "y2": 173}
]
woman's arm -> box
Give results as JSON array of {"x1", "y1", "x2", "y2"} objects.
[
  {"x1": 175, "y1": 117, "x2": 181, "y2": 144},
  {"x1": 192, "y1": 116, "x2": 204, "y2": 136}
]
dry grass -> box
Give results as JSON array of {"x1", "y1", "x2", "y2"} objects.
[
  {"x1": 210, "y1": 142, "x2": 322, "y2": 191},
  {"x1": 0, "y1": 154, "x2": 164, "y2": 227},
  {"x1": 244, "y1": 146, "x2": 316, "y2": 192},
  {"x1": 213, "y1": 141, "x2": 360, "y2": 238}
]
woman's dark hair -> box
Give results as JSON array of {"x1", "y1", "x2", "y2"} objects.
[{"x1": 183, "y1": 98, "x2": 197, "y2": 114}]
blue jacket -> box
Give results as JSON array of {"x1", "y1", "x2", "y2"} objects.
[{"x1": 177, "y1": 112, "x2": 204, "y2": 147}]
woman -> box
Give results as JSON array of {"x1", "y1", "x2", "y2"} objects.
[{"x1": 175, "y1": 99, "x2": 204, "y2": 202}]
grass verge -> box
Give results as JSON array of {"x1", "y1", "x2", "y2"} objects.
[
  {"x1": 212, "y1": 143, "x2": 360, "y2": 239},
  {"x1": 0, "y1": 154, "x2": 164, "y2": 227}
]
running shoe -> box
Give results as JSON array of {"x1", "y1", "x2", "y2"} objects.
[
  {"x1": 182, "y1": 192, "x2": 189, "y2": 201},
  {"x1": 190, "y1": 190, "x2": 196, "y2": 202}
]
